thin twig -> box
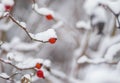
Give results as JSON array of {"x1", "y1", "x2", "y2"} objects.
[
  {"x1": 32, "y1": 0, "x2": 57, "y2": 22},
  {"x1": 116, "y1": 16, "x2": 120, "y2": 28},
  {"x1": 8, "y1": 14, "x2": 48, "y2": 43},
  {"x1": 0, "y1": 58, "x2": 35, "y2": 70},
  {"x1": 0, "y1": 12, "x2": 9, "y2": 19},
  {"x1": 0, "y1": 75, "x2": 10, "y2": 80},
  {"x1": 101, "y1": 4, "x2": 120, "y2": 28},
  {"x1": 106, "y1": 6, "x2": 120, "y2": 27},
  {"x1": 0, "y1": 72, "x2": 20, "y2": 80}
]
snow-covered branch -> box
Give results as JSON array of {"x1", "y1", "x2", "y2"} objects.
[
  {"x1": 0, "y1": 58, "x2": 35, "y2": 70},
  {"x1": 8, "y1": 14, "x2": 57, "y2": 43}
]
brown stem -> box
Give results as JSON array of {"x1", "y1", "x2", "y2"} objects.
[
  {"x1": 32, "y1": 0, "x2": 57, "y2": 22},
  {"x1": 101, "y1": 4, "x2": 120, "y2": 28},
  {"x1": 0, "y1": 72, "x2": 20, "y2": 80},
  {"x1": 0, "y1": 58, "x2": 36, "y2": 71},
  {"x1": 8, "y1": 14, "x2": 48, "y2": 43}
]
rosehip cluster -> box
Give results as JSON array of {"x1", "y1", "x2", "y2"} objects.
[{"x1": 35, "y1": 63, "x2": 45, "y2": 79}]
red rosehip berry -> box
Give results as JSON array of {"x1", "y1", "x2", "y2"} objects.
[
  {"x1": 48, "y1": 38, "x2": 57, "y2": 44},
  {"x1": 5, "y1": 5, "x2": 12, "y2": 11},
  {"x1": 37, "y1": 70, "x2": 45, "y2": 78},
  {"x1": 35, "y1": 63, "x2": 42, "y2": 69},
  {"x1": 46, "y1": 14, "x2": 53, "y2": 20}
]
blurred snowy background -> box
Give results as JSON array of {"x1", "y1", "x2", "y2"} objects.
[{"x1": 0, "y1": 0, "x2": 120, "y2": 83}]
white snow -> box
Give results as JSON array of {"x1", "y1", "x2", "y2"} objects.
[
  {"x1": 73, "y1": 48, "x2": 83, "y2": 58},
  {"x1": 105, "y1": 43, "x2": 120, "y2": 62},
  {"x1": 106, "y1": 0, "x2": 120, "y2": 14},
  {"x1": 32, "y1": 4, "x2": 55, "y2": 16},
  {"x1": 16, "y1": 58, "x2": 44, "y2": 69},
  {"x1": 13, "y1": 42, "x2": 40, "y2": 51},
  {"x1": 15, "y1": 20, "x2": 27, "y2": 28},
  {"x1": 84, "y1": 0, "x2": 120, "y2": 15},
  {"x1": 0, "y1": 3, "x2": 6, "y2": 17},
  {"x1": 29, "y1": 29, "x2": 57, "y2": 42},
  {"x1": 7, "y1": 52, "x2": 14, "y2": 60},
  {"x1": 52, "y1": 21, "x2": 64, "y2": 29},
  {"x1": 20, "y1": 22, "x2": 26, "y2": 28},
  {"x1": 0, "y1": 73, "x2": 9, "y2": 78},
  {"x1": 0, "y1": 12, "x2": 4, "y2": 17},
  {"x1": 85, "y1": 67, "x2": 120, "y2": 83},
  {"x1": 77, "y1": 56, "x2": 89, "y2": 63},
  {"x1": 97, "y1": 35, "x2": 120, "y2": 58},
  {"x1": 1, "y1": 37, "x2": 21, "y2": 51},
  {"x1": 3, "y1": 59, "x2": 12, "y2": 63},
  {"x1": 1, "y1": 0, "x2": 14, "y2": 6},
  {"x1": 43, "y1": 59, "x2": 51, "y2": 67},
  {"x1": 77, "y1": 55, "x2": 106, "y2": 64},
  {"x1": 1, "y1": 37, "x2": 41, "y2": 51},
  {"x1": 76, "y1": 21, "x2": 91, "y2": 30},
  {"x1": 50, "y1": 69, "x2": 66, "y2": 79},
  {"x1": 0, "y1": 3, "x2": 5, "y2": 12},
  {"x1": 7, "y1": 52, "x2": 25, "y2": 62},
  {"x1": 84, "y1": 0, "x2": 99, "y2": 15},
  {"x1": 92, "y1": 6, "x2": 107, "y2": 24}
]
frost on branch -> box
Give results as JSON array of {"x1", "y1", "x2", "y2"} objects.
[
  {"x1": 1, "y1": 37, "x2": 41, "y2": 51},
  {"x1": 77, "y1": 56, "x2": 106, "y2": 64},
  {"x1": 1, "y1": 0, "x2": 120, "y2": 83},
  {"x1": 29, "y1": 29, "x2": 57, "y2": 43},
  {"x1": 1, "y1": 0, "x2": 14, "y2": 6},
  {"x1": 76, "y1": 21, "x2": 91, "y2": 30},
  {"x1": 32, "y1": 4, "x2": 54, "y2": 16},
  {"x1": 0, "y1": 4, "x2": 6, "y2": 17},
  {"x1": 77, "y1": 56, "x2": 89, "y2": 64},
  {"x1": 0, "y1": 20, "x2": 13, "y2": 31},
  {"x1": 85, "y1": 67, "x2": 120, "y2": 83},
  {"x1": 32, "y1": 1, "x2": 64, "y2": 21},
  {"x1": 105, "y1": 43, "x2": 120, "y2": 62},
  {"x1": 0, "y1": 3, "x2": 5, "y2": 11},
  {"x1": 101, "y1": 0, "x2": 120, "y2": 14},
  {"x1": 52, "y1": 21, "x2": 64, "y2": 29},
  {"x1": 43, "y1": 60, "x2": 51, "y2": 68},
  {"x1": 0, "y1": 73, "x2": 10, "y2": 79},
  {"x1": 5, "y1": 52, "x2": 44, "y2": 70},
  {"x1": 8, "y1": 15, "x2": 58, "y2": 43},
  {"x1": 19, "y1": 22, "x2": 27, "y2": 28},
  {"x1": 0, "y1": 54, "x2": 53, "y2": 82},
  {"x1": 16, "y1": 58, "x2": 44, "y2": 69}
]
